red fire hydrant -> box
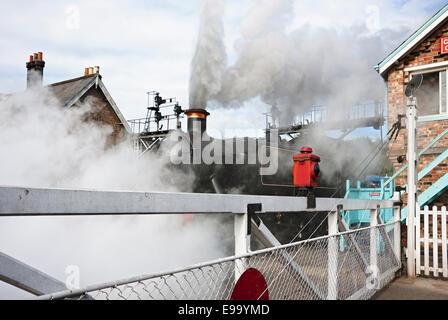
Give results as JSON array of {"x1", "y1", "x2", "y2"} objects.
[{"x1": 293, "y1": 147, "x2": 321, "y2": 188}]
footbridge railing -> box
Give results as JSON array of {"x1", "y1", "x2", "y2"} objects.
[{"x1": 0, "y1": 186, "x2": 401, "y2": 300}]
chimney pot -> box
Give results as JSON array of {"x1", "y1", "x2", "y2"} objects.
[
  {"x1": 26, "y1": 52, "x2": 45, "y2": 89},
  {"x1": 89, "y1": 67, "x2": 94, "y2": 75},
  {"x1": 84, "y1": 68, "x2": 89, "y2": 76},
  {"x1": 94, "y1": 66, "x2": 100, "y2": 74}
]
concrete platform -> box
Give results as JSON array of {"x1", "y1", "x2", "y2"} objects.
[{"x1": 374, "y1": 276, "x2": 448, "y2": 300}]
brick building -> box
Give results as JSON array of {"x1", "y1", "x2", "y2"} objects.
[
  {"x1": 8, "y1": 52, "x2": 131, "y2": 146},
  {"x1": 376, "y1": 4, "x2": 448, "y2": 208}
]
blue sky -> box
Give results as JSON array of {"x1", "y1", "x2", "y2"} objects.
[{"x1": 0, "y1": 0, "x2": 447, "y2": 139}]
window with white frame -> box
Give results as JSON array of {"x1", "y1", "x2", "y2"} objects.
[{"x1": 413, "y1": 70, "x2": 447, "y2": 117}]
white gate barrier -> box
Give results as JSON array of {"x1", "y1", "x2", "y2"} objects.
[
  {"x1": 0, "y1": 187, "x2": 402, "y2": 300},
  {"x1": 37, "y1": 221, "x2": 401, "y2": 301},
  {"x1": 416, "y1": 206, "x2": 448, "y2": 278}
]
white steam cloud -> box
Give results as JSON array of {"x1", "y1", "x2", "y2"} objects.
[
  {"x1": 190, "y1": 0, "x2": 408, "y2": 125},
  {"x1": 189, "y1": 0, "x2": 227, "y2": 109},
  {"x1": 0, "y1": 87, "x2": 229, "y2": 299}
]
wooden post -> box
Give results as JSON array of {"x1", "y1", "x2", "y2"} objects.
[
  {"x1": 424, "y1": 206, "x2": 429, "y2": 276},
  {"x1": 433, "y1": 206, "x2": 439, "y2": 277},
  {"x1": 416, "y1": 206, "x2": 421, "y2": 275},
  {"x1": 442, "y1": 207, "x2": 447, "y2": 278}
]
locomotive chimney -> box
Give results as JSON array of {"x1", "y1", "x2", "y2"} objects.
[
  {"x1": 185, "y1": 108, "x2": 210, "y2": 164},
  {"x1": 185, "y1": 108, "x2": 210, "y2": 137},
  {"x1": 26, "y1": 52, "x2": 45, "y2": 88}
]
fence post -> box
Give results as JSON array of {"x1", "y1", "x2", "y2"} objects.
[
  {"x1": 234, "y1": 212, "x2": 249, "y2": 282},
  {"x1": 433, "y1": 206, "x2": 439, "y2": 277},
  {"x1": 370, "y1": 206, "x2": 379, "y2": 275},
  {"x1": 406, "y1": 96, "x2": 418, "y2": 278},
  {"x1": 416, "y1": 206, "x2": 421, "y2": 275},
  {"x1": 393, "y1": 202, "x2": 401, "y2": 268},
  {"x1": 442, "y1": 207, "x2": 447, "y2": 278},
  {"x1": 234, "y1": 204, "x2": 261, "y2": 283},
  {"x1": 327, "y1": 205, "x2": 341, "y2": 300},
  {"x1": 424, "y1": 206, "x2": 429, "y2": 276}
]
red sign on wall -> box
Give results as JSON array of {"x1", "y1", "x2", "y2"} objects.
[{"x1": 441, "y1": 37, "x2": 448, "y2": 54}]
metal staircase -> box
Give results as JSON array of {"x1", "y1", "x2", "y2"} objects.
[
  {"x1": 344, "y1": 127, "x2": 448, "y2": 225},
  {"x1": 402, "y1": 170, "x2": 448, "y2": 219}
]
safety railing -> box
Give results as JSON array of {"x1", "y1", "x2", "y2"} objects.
[
  {"x1": 299, "y1": 101, "x2": 384, "y2": 125},
  {"x1": 383, "y1": 127, "x2": 448, "y2": 219},
  {"x1": 384, "y1": 127, "x2": 448, "y2": 189},
  {"x1": 344, "y1": 179, "x2": 395, "y2": 227},
  {"x1": 0, "y1": 186, "x2": 401, "y2": 300},
  {"x1": 36, "y1": 221, "x2": 400, "y2": 301},
  {"x1": 128, "y1": 114, "x2": 180, "y2": 135}
]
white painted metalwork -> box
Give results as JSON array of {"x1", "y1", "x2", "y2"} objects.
[
  {"x1": 416, "y1": 206, "x2": 448, "y2": 278},
  {"x1": 35, "y1": 221, "x2": 401, "y2": 300},
  {"x1": 327, "y1": 209, "x2": 339, "y2": 300},
  {"x1": 407, "y1": 96, "x2": 418, "y2": 277},
  {"x1": 0, "y1": 186, "x2": 396, "y2": 217},
  {"x1": 0, "y1": 252, "x2": 67, "y2": 296},
  {"x1": 250, "y1": 214, "x2": 326, "y2": 299},
  {"x1": 234, "y1": 212, "x2": 249, "y2": 281},
  {"x1": 138, "y1": 137, "x2": 164, "y2": 158},
  {"x1": 0, "y1": 185, "x2": 401, "y2": 299},
  {"x1": 370, "y1": 207, "x2": 378, "y2": 273},
  {"x1": 394, "y1": 193, "x2": 402, "y2": 265}
]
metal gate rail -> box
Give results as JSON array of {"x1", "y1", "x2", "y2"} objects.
[{"x1": 37, "y1": 221, "x2": 400, "y2": 301}]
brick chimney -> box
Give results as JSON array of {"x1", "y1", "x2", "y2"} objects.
[{"x1": 26, "y1": 52, "x2": 45, "y2": 88}]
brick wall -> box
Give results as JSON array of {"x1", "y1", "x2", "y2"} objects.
[
  {"x1": 387, "y1": 19, "x2": 448, "y2": 207},
  {"x1": 78, "y1": 87, "x2": 126, "y2": 147}
]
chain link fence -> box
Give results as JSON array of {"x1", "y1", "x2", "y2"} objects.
[{"x1": 38, "y1": 221, "x2": 400, "y2": 301}]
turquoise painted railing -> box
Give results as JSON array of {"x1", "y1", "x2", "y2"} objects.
[
  {"x1": 402, "y1": 171, "x2": 448, "y2": 218},
  {"x1": 345, "y1": 127, "x2": 448, "y2": 224},
  {"x1": 342, "y1": 126, "x2": 448, "y2": 229},
  {"x1": 341, "y1": 178, "x2": 392, "y2": 252},
  {"x1": 383, "y1": 127, "x2": 448, "y2": 188},
  {"x1": 343, "y1": 178, "x2": 395, "y2": 227}
]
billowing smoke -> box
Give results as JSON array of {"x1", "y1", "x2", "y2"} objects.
[
  {"x1": 190, "y1": 0, "x2": 408, "y2": 126},
  {"x1": 187, "y1": 0, "x2": 400, "y2": 185},
  {"x1": 0, "y1": 87, "x2": 229, "y2": 299},
  {"x1": 0, "y1": 87, "x2": 195, "y2": 191},
  {"x1": 189, "y1": 0, "x2": 226, "y2": 109}
]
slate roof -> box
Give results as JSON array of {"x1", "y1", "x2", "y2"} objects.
[
  {"x1": 0, "y1": 74, "x2": 131, "y2": 133},
  {"x1": 48, "y1": 75, "x2": 97, "y2": 107}
]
